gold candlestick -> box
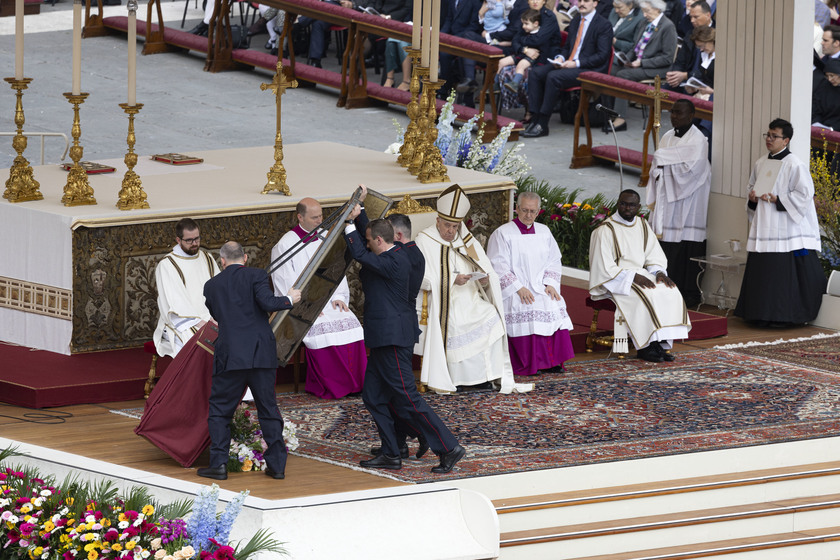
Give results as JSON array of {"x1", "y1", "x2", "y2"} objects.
[
  {"x1": 116, "y1": 103, "x2": 150, "y2": 210},
  {"x1": 3, "y1": 77, "x2": 42, "y2": 203},
  {"x1": 408, "y1": 77, "x2": 431, "y2": 177},
  {"x1": 417, "y1": 79, "x2": 449, "y2": 184},
  {"x1": 397, "y1": 49, "x2": 425, "y2": 168},
  {"x1": 260, "y1": 58, "x2": 298, "y2": 195},
  {"x1": 61, "y1": 92, "x2": 96, "y2": 206}
]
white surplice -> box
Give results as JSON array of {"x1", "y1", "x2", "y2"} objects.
[
  {"x1": 270, "y1": 228, "x2": 364, "y2": 349},
  {"x1": 414, "y1": 224, "x2": 533, "y2": 394},
  {"x1": 746, "y1": 153, "x2": 821, "y2": 253},
  {"x1": 153, "y1": 245, "x2": 220, "y2": 358},
  {"x1": 589, "y1": 215, "x2": 691, "y2": 349},
  {"x1": 486, "y1": 220, "x2": 573, "y2": 337},
  {"x1": 645, "y1": 125, "x2": 711, "y2": 242}
]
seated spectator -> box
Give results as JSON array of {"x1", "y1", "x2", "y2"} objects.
[
  {"x1": 813, "y1": 58, "x2": 840, "y2": 130},
  {"x1": 439, "y1": 0, "x2": 484, "y2": 103},
  {"x1": 609, "y1": 0, "x2": 644, "y2": 57},
  {"x1": 521, "y1": 0, "x2": 612, "y2": 138},
  {"x1": 664, "y1": 0, "x2": 713, "y2": 93},
  {"x1": 292, "y1": 0, "x2": 346, "y2": 67},
  {"x1": 604, "y1": 0, "x2": 677, "y2": 130},
  {"x1": 457, "y1": 0, "x2": 515, "y2": 93},
  {"x1": 495, "y1": 9, "x2": 547, "y2": 94},
  {"x1": 684, "y1": 25, "x2": 714, "y2": 100}
]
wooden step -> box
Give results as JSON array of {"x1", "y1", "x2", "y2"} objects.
[
  {"x1": 500, "y1": 493, "x2": 840, "y2": 547},
  {"x1": 494, "y1": 461, "x2": 840, "y2": 514},
  {"x1": 562, "y1": 526, "x2": 840, "y2": 560}
]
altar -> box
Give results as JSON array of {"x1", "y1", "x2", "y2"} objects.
[{"x1": 0, "y1": 142, "x2": 515, "y2": 354}]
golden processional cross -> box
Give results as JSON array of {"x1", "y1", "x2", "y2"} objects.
[
  {"x1": 260, "y1": 58, "x2": 298, "y2": 195},
  {"x1": 646, "y1": 75, "x2": 669, "y2": 151}
]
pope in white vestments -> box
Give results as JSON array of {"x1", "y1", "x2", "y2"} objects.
[
  {"x1": 271, "y1": 198, "x2": 366, "y2": 399},
  {"x1": 589, "y1": 190, "x2": 691, "y2": 362},
  {"x1": 414, "y1": 185, "x2": 533, "y2": 394},
  {"x1": 735, "y1": 118, "x2": 826, "y2": 326},
  {"x1": 645, "y1": 100, "x2": 711, "y2": 307},
  {"x1": 486, "y1": 192, "x2": 575, "y2": 376},
  {"x1": 153, "y1": 220, "x2": 220, "y2": 358}
]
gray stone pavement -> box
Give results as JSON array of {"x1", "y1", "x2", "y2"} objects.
[{"x1": 0, "y1": 2, "x2": 649, "y2": 201}]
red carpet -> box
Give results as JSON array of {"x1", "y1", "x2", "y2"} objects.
[{"x1": 0, "y1": 343, "x2": 170, "y2": 409}]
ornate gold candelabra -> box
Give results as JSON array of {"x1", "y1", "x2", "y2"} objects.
[
  {"x1": 260, "y1": 58, "x2": 298, "y2": 195},
  {"x1": 397, "y1": 49, "x2": 425, "y2": 168},
  {"x1": 3, "y1": 77, "x2": 43, "y2": 203},
  {"x1": 417, "y1": 79, "x2": 449, "y2": 184},
  {"x1": 407, "y1": 76, "x2": 431, "y2": 177},
  {"x1": 61, "y1": 92, "x2": 97, "y2": 206},
  {"x1": 116, "y1": 103, "x2": 150, "y2": 210}
]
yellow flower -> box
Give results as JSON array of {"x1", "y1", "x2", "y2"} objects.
[
  {"x1": 112, "y1": 544, "x2": 123, "y2": 552},
  {"x1": 126, "y1": 541, "x2": 137, "y2": 550},
  {"x1": 142, "y1": 505, "x2": 155, "y2": 516},
  {"x1": 583, "y1": 204, "x2": 593, "y2": 210},
  {"x1": 88, "y1": 550, "x2": 98, "y2": 560},
  {"x1": 242, "y1": 459, "x2": 253, "y2": 472},
  {"x1": 118, "y1": 513, "x2": 127, "y2": 522},
  {"x1": 562, "y1": 203, "x2": 572, "y2": 209},
  {"x1": 65, "y1": 497, "x2": 74, "y2": 506},
  {"x1": 21, "y1": 504, "x2": 32, "y2": 513},
  {"x1": 44, "y1": 521, "x2": 55, "y2": 532}
]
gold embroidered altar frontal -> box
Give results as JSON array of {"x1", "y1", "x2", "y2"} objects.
[{"x1": 0, "y1": 142, "x2": 514, "y2": 354}]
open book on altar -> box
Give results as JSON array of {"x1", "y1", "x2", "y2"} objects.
[{"x1": 752, "y1": 159, "x2": 783, "y2": 197}]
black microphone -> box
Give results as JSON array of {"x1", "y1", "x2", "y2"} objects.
[{"x1": 595, "y1": 104, "x2": 620, "y2": 119}]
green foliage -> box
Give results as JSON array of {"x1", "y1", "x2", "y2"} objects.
[
  {"x1": 516, "y1": 178, "x2": 619, "y2": 270},
  {"x1": 233, "y1": 528, "x2": 288, "y2": 560},
  {"x1": 811, "y1": 146, "x2": 840, "y2": 274}
]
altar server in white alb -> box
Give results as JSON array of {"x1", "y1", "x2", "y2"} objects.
[
  {"x1": 734, "y1": 118, "x2": 826, "y2": 327},
  {"x1": 645, "y1": 99, "x2": 712, "y2": 308},
  {"x1": 414, "y1": 185, "x2": 533, "y2": 394},
  {"x1": 153, "y1": 218, "x2": 220, "y2": 358},
  {"x1": 589, "y1": 190, "x2": 691, "y2": 363},
  {"x1": 486, "y1": 191, "x2": 575, "y2": 376},
  {"x1": 271, "y1": 198, "x2": 367, "y2": 399}
]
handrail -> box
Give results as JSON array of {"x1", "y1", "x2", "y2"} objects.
[{"x1": 0, "y1": 132, "x2": 70, "y2": 165}]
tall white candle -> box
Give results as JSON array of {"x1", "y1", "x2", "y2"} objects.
[
  {"x1": 429, "y1": 0, "x2": 440, "y2": 82},
  {"x1": 127, "y1": 4, "x2": 136, "y2": 105},
  {"x1": 72, "y1": 0, "x2": 82, "y2": 95},
  {"x1": 420, "y1": 0, "x2": 431, "y2": 68},
  {"x1": 15, "y1": 0, "x2": 24, "y2": 79},
  {"x1": 411, "y1": 0, "x2": 421, "y2": 50}
]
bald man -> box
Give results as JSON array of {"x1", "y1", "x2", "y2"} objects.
[{"x1": 270, "y1": 198, "x2": 367, "y2": 399}]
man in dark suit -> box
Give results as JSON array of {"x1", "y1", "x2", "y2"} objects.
[
  {"x1": 522, "y1": 0, "x2": 613, "y2": 138},
  {"x1": 198, "y1": 241, "x2": 301, "y2": 481},
  {"x1": 344, "y1": 199, "x2": 465, "y2": 474},
  {"x1": 439, "y1": 0, "x2": 483, "y2": 102}
]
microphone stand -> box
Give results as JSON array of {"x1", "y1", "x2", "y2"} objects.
[{"x1": 605, "y1": 116, "x2": 624, "y2": 192}]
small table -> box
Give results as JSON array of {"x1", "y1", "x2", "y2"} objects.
[{"x1": 689, "y1": 254, "x2": 747, "y2": 315}]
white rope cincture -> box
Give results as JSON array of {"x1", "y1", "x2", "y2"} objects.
[{"x1": 713, "y1": 331, "x2": 840, "y2": 350}]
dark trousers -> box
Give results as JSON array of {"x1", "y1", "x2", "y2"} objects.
[
  {"x1": 363, "y1": 345, "x2": 459, "y2": 457},
  {"x1": 296, "y1": 16, "x2": 331, "y2": 60},
  {"x1": 527, "y1": 63, "x2": 584, "y2": 123},
  {"x1": 208, "y1": 367, "x2": 288, "y2": 473}
]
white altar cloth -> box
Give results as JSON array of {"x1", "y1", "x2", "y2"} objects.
[{"x1": 0, "y1": 142, "x2": 514, "y2": 354}]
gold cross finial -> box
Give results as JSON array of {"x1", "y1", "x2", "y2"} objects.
[{"x1": 646, "y1": 76, "x2": 669, "y2": 150}]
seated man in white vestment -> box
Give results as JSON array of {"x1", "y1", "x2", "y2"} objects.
[
  {"x1": 486, "y1": 191, "x2": 575, "y2": 376},
  {"x1": 734, "y1": 118, "x2": 826, "y2": 326},
  {"x1": 645, "y1": 99, "x2": 712, "y2": 308},
  {"x1": 589, "y1": 190, "x2": 691, "y2": 363},
  {"x1": 153, "y1": 218, "x2": 220, "y2": 358},
  {"x1": 271, "y1": 198, "x2": 367, "y2": 399},
  {"x1": 415, "y1": 184, "x2": 532, "y2": 394}
]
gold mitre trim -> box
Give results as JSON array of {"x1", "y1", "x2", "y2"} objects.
[
  {"x1": 387, "y1": 194, "x2": 436, "y2": 216},
  {"x1": 436, "y1": 184, "x2": 470, "y2": 223}
]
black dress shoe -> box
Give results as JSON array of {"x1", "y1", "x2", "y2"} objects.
[
  {"x1": 265, "y1": 468, "x2": 285, "y2": 479},
  {"x1": 651, "y1": 341, "x2": 675, "y2": 362},
  {"x1": 431, "y1": 444, "x2": 465, "y2": 474},
  {"x1": 521, "y1": 123, "x2": 549, "y2": 138},
  {"x1": 360, "y1": 454, "x2": 402, "y2": 470},
  {"x1": 197, "y1": 465, "x2": 227, "y2": 480},
  {"x1": 636, "y1": 344, "x2": 664, "y2": 363},
  {"x1": 415, "y1": 435, "x2": 430, "y2": 459},
  {"x1": 369, "y1": 445, "x2": 409, "y2": 459},
  {"x1": 189, "y1": 22, "x2": 209, "y2": 36}
]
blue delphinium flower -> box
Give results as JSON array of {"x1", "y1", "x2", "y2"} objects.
[
  {"x1": 187, "y1": 484, "x2": 219, "y2": 552},
  {"x1": 215, "y1": 490, "x2": 249, "y2": 545}
]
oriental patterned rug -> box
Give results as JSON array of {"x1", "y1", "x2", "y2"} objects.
[
  {"x1": 114, "y1": 349, "x2": 840, "y2": 484},
  {"x1": 716, "y1": 333, "x2": 840, "y2": 374}
]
